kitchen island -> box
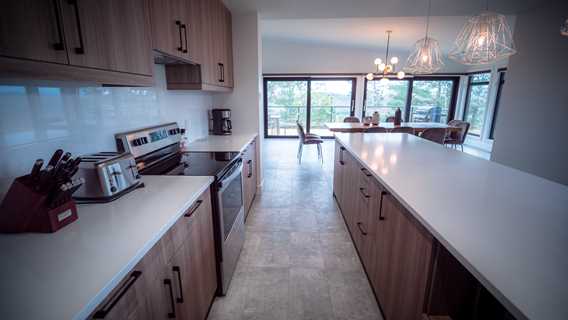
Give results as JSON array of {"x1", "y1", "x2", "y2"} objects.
[
  {"x1": 0, "y1": 175, "x2": 214, "y2": 320},
  {"x1": 334, "y1": 133, "x2": 568, "y2": 320}
]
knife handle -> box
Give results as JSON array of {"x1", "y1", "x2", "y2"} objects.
[
  {"x1": 30, "y1": 159, "x2": 44, "y2": 181},
  {"x1": 47, "y1": 149, "x2": 64, "y2": 167}
]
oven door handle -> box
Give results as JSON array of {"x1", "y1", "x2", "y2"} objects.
[{"x1": 218, "y1": 160, "x2": 243, "y2": 193}]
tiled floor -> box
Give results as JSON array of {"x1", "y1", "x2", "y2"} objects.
[{"x1": 208, "y1": 139, "x2": 383, "y2": 320}]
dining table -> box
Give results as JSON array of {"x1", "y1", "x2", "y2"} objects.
[{"x1": 325, "y1": 122, "x2": 459, "y2": 133}]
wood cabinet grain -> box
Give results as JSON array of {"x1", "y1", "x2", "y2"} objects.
[
  {"x1": 243, "y1": 138, "x2": 258, "y2": 219},
  {"x1": 0, "y1": 0, "x2": 69, "y2": 64},
  {"x1": 90, "y1": 189, "x2": 216, "y2": 320},
  {"x1": 0, "y1": 0, "x2": 153, "y2": 85},
  {"x1": 60, "y1": 0, "x2": 153, "y2": 76}
]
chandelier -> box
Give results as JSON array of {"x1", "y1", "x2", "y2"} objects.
[
  {"x1": 366, "y1": 31, "x2": 405, "y2": 82},
  {"x1": 405, "y1": 0, "x2": 444, "y2": 74},
  {"x1": 449, "y1": 9, "x2": 516, "y2": 65}
]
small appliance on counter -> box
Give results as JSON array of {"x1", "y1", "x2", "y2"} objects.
[
  {"x1": 72, "y1": 152, "x2": 142, "y2": 203},
  {"x1": 0, "y1": 149, "x2": 83, "y2": 233},
  {"x1": 211, "y1": 108, "x2": 232, "y2": 135}
]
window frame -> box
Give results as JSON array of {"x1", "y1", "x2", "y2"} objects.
[
  {"x1": 362, "y1": 76, "x2": 460, "y2": 123},
  {"x1": 263, "y1": 76, "x2": 357, "y2": 138},
  {"x1": 462, "y1": 71, "x2": 492, "y2": 137}
]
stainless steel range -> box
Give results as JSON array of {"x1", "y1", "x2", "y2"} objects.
[{"x1": 114, "y1": 123, "x2": 245, "y2": 295}]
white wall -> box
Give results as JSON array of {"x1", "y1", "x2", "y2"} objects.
[
  {"x1": 491, "y1": 2, "x2": 568, "y2": 186},
  {"x1": 213, "y1": 13, "x2": 264, "y2": 185},
  {"x1": 263, "y1": 38, "x2": 470, "y2": 74},
  {"x1": 0, "y1": 64, "x2": 213, "y2": 198}
]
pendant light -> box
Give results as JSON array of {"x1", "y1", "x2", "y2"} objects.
[
  {"x1": 449, "y1": 0, "x2": 516, "y2": 65},
  {"x1": 366, "y1": 31, "x2": 406, "y2": 82},
  {"x1": 405, "y1": 0, "x2": 444, "y2": 74}
]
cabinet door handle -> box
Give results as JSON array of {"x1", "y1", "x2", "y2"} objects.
[
  {"x1": 378, "y1": 191, "x2": 388, "y2": 221},
  {"x1": 247, "y1": 159, "x2": 253, "y2": 178},
  {"x1": 357, "y1": 222, "x2": 368, "y2": 236},
  {"x1": 164, "y1": 279, "x2": 176, "y2": 318},
  {"x1": 360, "y1": 167, "x2": 372, "y2": 177},
  {"x1": 93, "y1": 271, "x2": 142, "y2": 319},
  {"x1": 218, "y1": 63, "x2": 225, "y2": 82},
  {"x1": 51, "y1": 0, "x2": 65, "y2": 51},
  {"x1": 184, "y1": 200, "x2": 203, "y2": 217},
  {"x1": 182, "y1": 24, "x2": 188, "y2": 53},
  {"x1": 359, "y1": 187, "x2": 371, "y2": 199},
  {"x1": 172, "y1": 266, "x2": 184, "y2": 303},
  {"x1": 67, "y1": 0, "x2": 85, "y2": 54},
  {"x1": 175, "y1": 20, "x2": 183, "y2": 52}
]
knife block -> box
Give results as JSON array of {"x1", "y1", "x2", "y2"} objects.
[{"x1": 0, "y1": 176, "x2": 78, "y2": 233}]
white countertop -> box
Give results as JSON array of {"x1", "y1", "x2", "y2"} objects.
[
  {"x1": 335, "y1": 133, "x2": 568, "y2": 320},
  {"x1": 185, "y1": 133, "x2": 258, "y2": 152},
  {"x1": 0, "y1": 175, "x2": 213, "y2": 320}
]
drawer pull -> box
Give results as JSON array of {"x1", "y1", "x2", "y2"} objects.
[
  {"x1": 175, "y1": 20, "x2": 183, "y2": 52},
  {"x1": 360, "y1": 167, "x2": 373, "y2": 177},
  {"x1": 378, "y1": 191, "x2": 388, "y2": 221},
  {"x1": 173, "y1": 266, "x2": 184, "y2": 303},
  {"x1": 359, "y1": 187, "x2": 371, "y2": 199},
  {"x1": 164, "y1": 279, "x2": 176, "y2": 318},
  {"x1": 184, "y1": 200, "x2": 203, "y2": 217},
  {"x1": 247, "y1": 159, "x2": 253, "y2": 178},
  {"x1": 93, "y1": 271, "x2": 142, "y2": 318},
  {"x1": 357, "y1": 222, "x2": 368, "y2": 236}
]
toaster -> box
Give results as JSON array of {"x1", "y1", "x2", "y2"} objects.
[{"x1": 73, "y1": 152, "x2": 142, "y2": 203}]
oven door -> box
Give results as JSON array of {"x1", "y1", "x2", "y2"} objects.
[
  {"x1": 217, "y1": 158, "x2": 244, "y2": 240},
  {"x1": 216, "y1": 158, "x2": 245, "y2": 294}
]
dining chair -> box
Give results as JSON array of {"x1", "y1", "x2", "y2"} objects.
[
  {"x1": 296, "y1": 121, "x2": 323, "y2": 164},
  {"x1": 390, "y1": 127, "x2": 415, "y2": 134},
  {"x1": 445, "y1": 120, "x2": 470, "y2": 151},
  {"x1": 366, "y1": 126, "x2": 387, "y2": 133},
  {"x1": 420, "y1": 128, "x2": 447, "y2": 144},
  {"x1": 343, "y1": 116, "x2": 360, "y2": 123},
  {"x1": 386, "y1": 116, "x2": 395, "y2": 122}
]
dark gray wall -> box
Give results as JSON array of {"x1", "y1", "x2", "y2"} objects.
[{"x1": 491, "y1": 2, "x2": 568, "y2": 186}]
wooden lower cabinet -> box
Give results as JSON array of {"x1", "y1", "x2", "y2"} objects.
[
  {"x1": 89, "y1": 189, "x2": 217, "y2": 320},
  {"x1": 373, "y1": 194, "x2": 434, "y2": 320},
  {"x1": 242, "y1": 138, "x2": 258, "y2": 219}
]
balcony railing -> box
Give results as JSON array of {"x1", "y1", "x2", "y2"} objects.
[{"x1": 267, "y1": 105, "x2": 350, "y2": 136}]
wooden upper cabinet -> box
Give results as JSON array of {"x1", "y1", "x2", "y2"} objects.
[
  {"x1": 0, "y1": 0, "x2": 69, "y2": 64},
  {"x1": 147, "y1": 0, "x2": 193, "y2": 62},
  {"x1": 59, "y1": 0, "x2": 152, "y2": 76},
  {"x1": 222, "y1": 5, "x2": 233, "y2": 87},
  {"x1": 186, "y1": 0, "x2": 204, "y2": 64}
]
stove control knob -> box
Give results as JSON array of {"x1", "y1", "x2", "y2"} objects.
[{"x1": 110, "y1": 186, "x2": 117, "y2": 193}]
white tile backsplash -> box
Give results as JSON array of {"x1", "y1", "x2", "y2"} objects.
[{"x1": 0, "y1": 64, "x2": 212, "y2": 199}]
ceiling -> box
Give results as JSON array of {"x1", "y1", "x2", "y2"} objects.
[
  {"x1": 225, "y1": 0, "x2": 542, "y2": 19},
  {"x1": 261, "y1": 16, "x2": 510, "y2": 53}
]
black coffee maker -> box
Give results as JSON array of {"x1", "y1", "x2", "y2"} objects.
[{"x1": 211, "y1": 108, "x2": 232, "y2": 135}]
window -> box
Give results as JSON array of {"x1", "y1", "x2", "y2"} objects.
[
  {"x1": 363, "y1": 77, "x2": 458, "y2": 124},
  {"x1": 363, "y1": 80, "x2": 409, "y2": 121},
  {"x1": 409, "y1": 80, "x2": 455, "y2": 123},
  {"x1": 264, "y1": 77, "x2": 356, "y2": 138},
  {"x1": 463, "y1": 72, "x2": 491, "y2": 136}
]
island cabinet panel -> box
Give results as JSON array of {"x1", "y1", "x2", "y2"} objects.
[
  {"x1": 243, "y1": 138, "x2": 258, "y2": 219},
  {"x1": 89, "y1": 189, "x2": 216, "y2": 320},
  {"x1": 373, "y1": 193, "x2": 434, "y2": 320},
  {"x1": 333, "y1": 143, "x2": 346, "y2": 209}
]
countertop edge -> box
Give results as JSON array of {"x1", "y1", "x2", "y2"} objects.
[
  {"x1": 74, "y1": 176, "x2": 214, "y2": 320},
  {"x1": 334, "y1": 135, "x2": 528, "y2": 320},
  {"x1": 185, "y1": 133, "x2": 258, "y2": 153}
]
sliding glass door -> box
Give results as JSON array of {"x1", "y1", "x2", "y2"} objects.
[
  {"x1": 363, "y1": 80, "x2": 409, "y2": 121},
  {"x1": 264, "y1": 78, "x2": 356, "y2": 138},
  {"x1": 363, "y1": 77, "x2": 458, "y2": 124},
  {"x1": 409, "y1": 80, "x2": 455, "y2": 123},
  {"x1": 265, "y1": 79, "x2": 308, "y2": 137},
  {"x1": 463, "y1": 73, "x2": 491, "y2": 136},
  {"x1": 310, "y1": 79, "x2": 355, "y2": 136}
]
